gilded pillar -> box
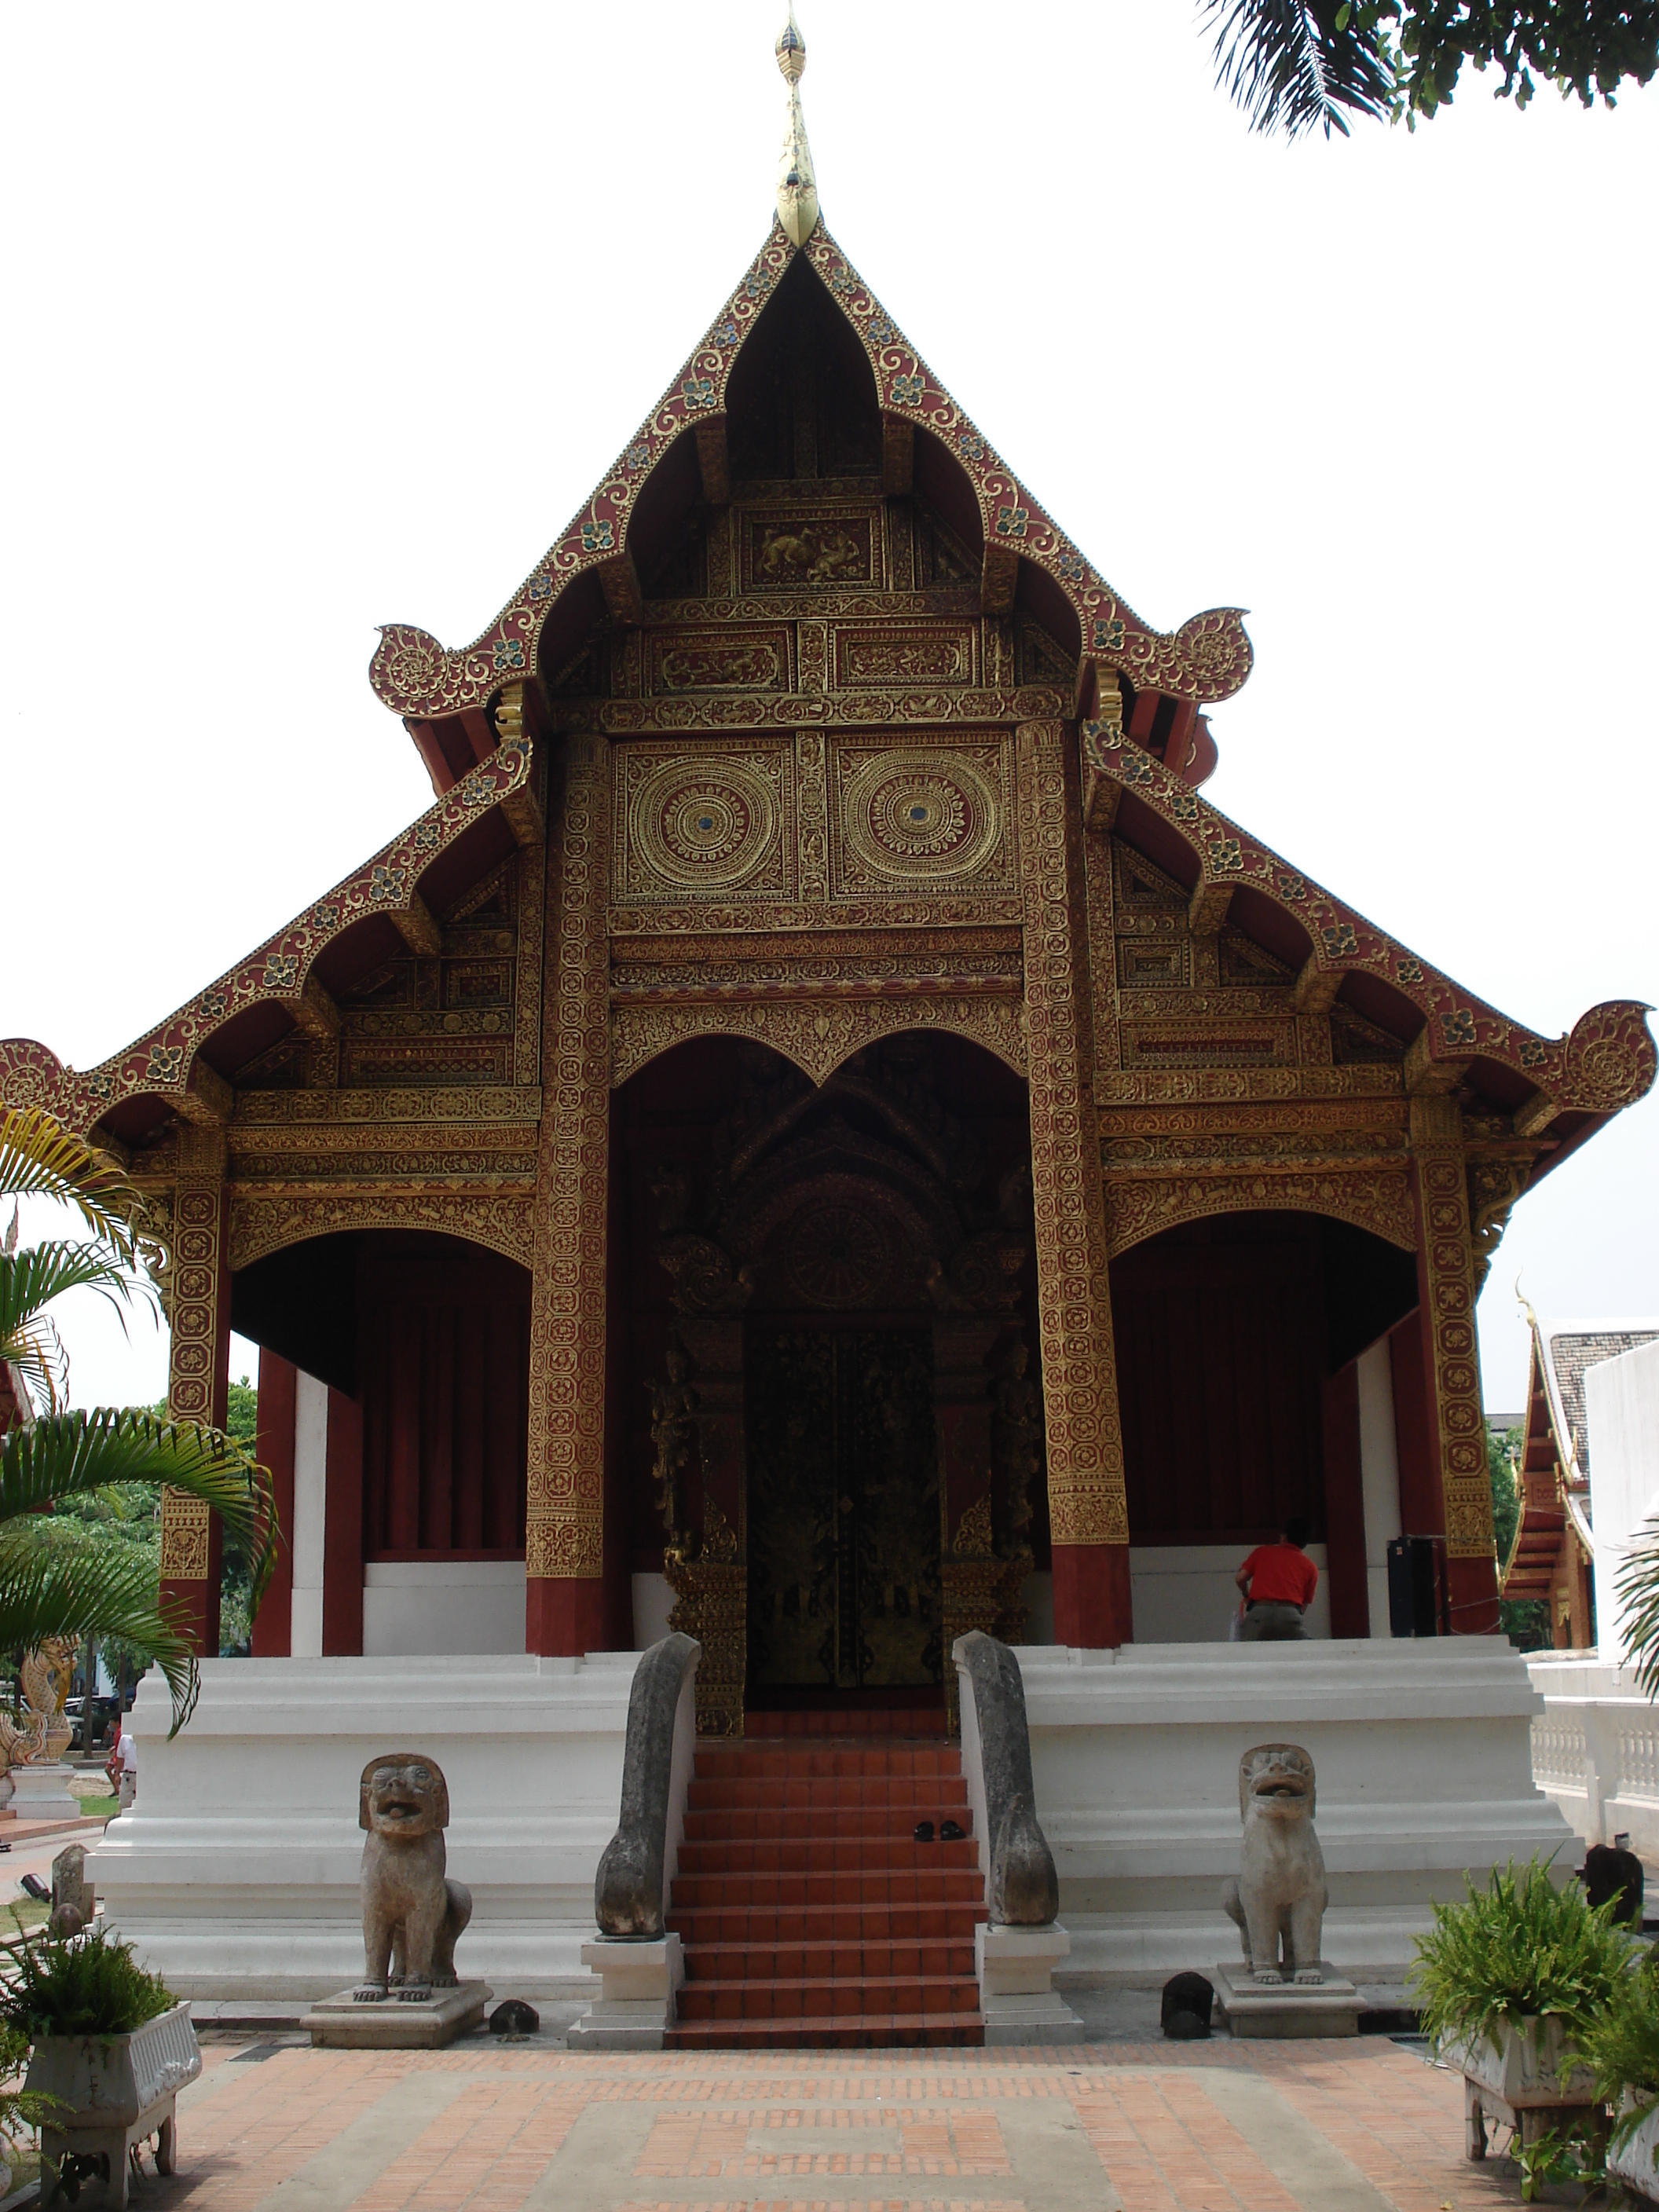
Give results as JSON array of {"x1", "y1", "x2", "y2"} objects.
[
  {"x1": 525, "y1": 733, "x2": 611, "y2": 1654},
  {"x1": 1016, "y1": 720, "x2": 1132, "y2": 1646},
  {"x1": 1408, "y1": 1094, "x2": 1499, "y2": 1632},
  {"x1": 159, "y1": 1125, "x2": 229, "y2": 1655}
]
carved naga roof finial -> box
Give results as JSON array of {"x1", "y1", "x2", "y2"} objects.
[{"x1": 775, "y1": 4, "x2": 819, "y2": 247}]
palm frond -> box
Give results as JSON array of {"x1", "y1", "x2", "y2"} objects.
[
  {"x1": 0, "y1": 1529, "x2": 200, "y2": 1733},
  {"x1": 0, "y1": 1314, "x2": 68, "y2": 1415},
  {"x1": 1203, "y1": 0, "x2": 1398, "y2": 137},
  {"x1": 1616, "y1": 1520, "x2": 1659, "y2": 1700},
  {"x1": 0, "y1": 1108, "x2": 141, "y2": 1268},
  {"x1": 0, "y1": 1409, "x2": 276, "y2": 1618},
  {"x1": 0, "y1": 1239, "x2": 144, "y2": 1356}
]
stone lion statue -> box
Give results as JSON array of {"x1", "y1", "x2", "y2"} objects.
[
  {"x1": 1221, "y1": 1741, "x2": 1327, "y2": 1986},
  {"x1": 353, "y1": 1753, "x2": 471, "y2": 2004}
]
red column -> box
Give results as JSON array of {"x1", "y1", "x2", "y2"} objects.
[
  {"x1": 1018, "y1": 720, "x2": 1133, "y2": 1649},
  {"x1": 1320, "y1": 1362, "x2": 1370, "y2": 1637},
  {"x1": 525, "y1": 734, "x2": 610, "y2": 1653},
  {"x1": 250, "y1": 1350, "x2": 296, "y2": 1657},
  {"x1": 159, "y1": 1129, "x2": 229, "y2": 1655},
  {"x1": 1408, "y1": 1097, "x2": 1500, "y2": 1635},
  {"x1": 322, "y1": 1389, "x2": 364, "y2": 1657}
]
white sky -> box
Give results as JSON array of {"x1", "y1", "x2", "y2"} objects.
[{"x1": 2, "y1": 2, "x2": 1655, "y2": 1422}]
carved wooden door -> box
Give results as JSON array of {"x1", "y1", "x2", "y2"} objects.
[{"x1": 745, "y1": 1327, "x2": 941, "y2": 1694}]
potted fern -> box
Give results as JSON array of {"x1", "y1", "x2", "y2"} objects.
[
  {"x1": 1581, "y1": 1957, "x2": 1659, "y2": 2202},
  {"x1": 1411, "y1": 1858, "x2": 1628, "y2": 2162},
  {"x1": 2, "y1": 1924, "x2": 200, "y2": 2209}
]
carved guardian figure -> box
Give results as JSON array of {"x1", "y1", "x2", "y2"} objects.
[
  {"x1": 1221, "y1": 1742, "x2": 1327, "y2": 1985},
  {"x1": 353, "y1": 1753, "x2": 472, "y2": 2003}
]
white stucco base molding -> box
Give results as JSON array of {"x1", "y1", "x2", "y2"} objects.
[
  {"x1": 90, "y1": 1653, "x2": 644, "y2": 2003},
  {"x1": 1015, "y1": 1639, "x2": 1573, "y2": 1987}
]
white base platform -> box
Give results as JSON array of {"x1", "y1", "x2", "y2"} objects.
[
  {"x1": 975, "y1": 1923, "x2": 1085, "y2": 2045},
  {"x1": 90, "y1": 1654, "x2": 647, "y2": 2001},
  {"x1": 568, "y1": 1936, "x2": 684, "y2": 2049},
  {"x1": 10, "y1": 1765, "x2": 82, "y2": 1819},
  {"x1": 1213, "y1": 1959, "x2": 1362, "y2": 2038},
  {"x1": 1019, "y1": 1639, "x2": 1573, "y2": 1987},
  {"x1": 90, "y1": 1639, "x2": 1569, "y2": 2001},
  {"x1": 305, "y1": 1980, "x2": 491, "y2": 2049}
]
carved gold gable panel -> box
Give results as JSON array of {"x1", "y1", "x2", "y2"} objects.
[
  {"x1": 828, "y1": 735, "x2": 1017, "y2": 902},
  {"x1": 646, "y1": 627, "x2": 794, "y2": 696},
  {"x1": 740, "y1": 506, "x2": 884, "y2": 593},
  {"x1": 611, "y1": 739, "x2": 797, "y2": 905}
]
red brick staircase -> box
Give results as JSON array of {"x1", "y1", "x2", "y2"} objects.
[{"x1": 665, "y1": 1708, "x2": 986, "y2": 2049}]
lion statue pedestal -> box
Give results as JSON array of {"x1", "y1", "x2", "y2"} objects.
[
  {"x1": 304, "y1": 1754, "x2": 491, "y2": 2049},
  {"x1": 1214, "y1": 1743, "x2": 1361, "y2": 2039}
]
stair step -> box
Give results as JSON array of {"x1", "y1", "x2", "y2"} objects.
[
  {"x1": 687, "y1": 1778, "x2": 968, "y2": 1812},
  {"x1": 672, "y1": 1870, "x2": 984, "y2": 1909},
  {"x1": 683, "y1": 1811, "x2": 972, "y2": 1846},
  {"x1": 743, "y1": 1710, "x2": 947, "y2": 1738},
  {"x1": 679, "y1": 1940, "x2": 978, "y2": 1981},
  {"x1": 676, "y1": 1837, "x2": 980, "y2": 1875},
  {"x1": 676, "y1": 1973, "x2": 981, "y2": 2022},
  {"x1": 669, "y1": 1903, "x2": 981, "y2": 1943},
  {"x1": 695, "y1": 1746, "x2": 959, "y2": 1780},
  {"x1": 667, "y1": 2012, "x2": 984, "y2": 2049}
]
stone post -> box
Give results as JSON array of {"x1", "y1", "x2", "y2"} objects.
[
  {"x1": 1015, "y1": 721, "x2": 1132, "y2": 1648},
  {"x1": 526, "y1": 734, "x2": 611, "y2": 1655},
  {"x1": 159, "y1": 1126, "x2": 229, "y2": 1655},
  {"x1": 1408, "y1": 1095, "x2": 1499, "y2": 1633}
]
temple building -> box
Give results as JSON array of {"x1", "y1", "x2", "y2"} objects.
[
  {"x1": 1503, "y1": 1307, "x2": 1659, "y2": 1650},
  {"x1": 2, "y1": 24, "x2": 1653, "y2": 1731}
]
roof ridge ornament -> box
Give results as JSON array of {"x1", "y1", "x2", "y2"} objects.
[{"x1": 775, "y1": 4, "x2": 819, "y2": 247}]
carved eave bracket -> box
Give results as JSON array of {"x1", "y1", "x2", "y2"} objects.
[
  {"x1": 0, "y1": 740, "x2": 542, "y2": 1141},
  {"x1": 1078, "y1": 717, "x2": 1657, "y2": 1126},
  {"x1": 367, "y1": 222, "x2": 1253, "y2": 767}
]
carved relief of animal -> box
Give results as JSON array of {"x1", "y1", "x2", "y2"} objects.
[
  {"x1": 1221, "y1": 1742, "x2": 1327, "y2": 1985},
  {"x1": 353, "y1": 1754, "x2": 472, "y2": 2003}
]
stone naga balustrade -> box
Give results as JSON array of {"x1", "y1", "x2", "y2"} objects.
[
  {"x1": 952, "y1": 1632, "x2": 1083, "y2": 2044},
  {"x1": 569, "y1": 1632, "x2": 701, "y2": 2048}
]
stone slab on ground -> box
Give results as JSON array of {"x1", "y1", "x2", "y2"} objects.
[
  {"x1": 303, "y1": 1981, "x2": 491, "y2": 2050},
  {"x1": 149, "y1": 2028, "x2": 1544, "y2": 2212},
  {"x1": 1214, "y1": 1957, "x2": 1364, "y2": 2038}
]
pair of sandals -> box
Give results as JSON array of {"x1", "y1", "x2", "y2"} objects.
[{"x1": 912, "y1": 1818, "x2": 965, "y2": 1843}]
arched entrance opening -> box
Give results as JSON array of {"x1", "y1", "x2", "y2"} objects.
[
  {"x1": 610, "y1": 1030, "x2": 1042, "y2": 1733},
  {"x1": 1108, "y1": 1210, "x2": 1421, "y2": 1641},
  {"x1": 232, "y1": 1229, "x2": 531, "y2": 1657}
]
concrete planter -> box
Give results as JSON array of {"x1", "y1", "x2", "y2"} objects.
[
  {"x1": 1608, "y1": 2089, "x2": 1659, "y2": 2203},
  {"x1": 25, "y1": 2000, "x2": 201, "y2": 2210},
  {"x1": 1442, "y1": 2014, "x2": 1600, "y2": 2159}
]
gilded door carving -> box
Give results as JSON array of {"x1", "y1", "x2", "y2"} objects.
[{"x1": 745, "y1": 1325, "x2": 940, "y2": 1694}]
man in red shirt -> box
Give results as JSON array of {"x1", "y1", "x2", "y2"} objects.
[{"x1": 1234, "y1": 1517, "x2": 1318, "y2": 1641}]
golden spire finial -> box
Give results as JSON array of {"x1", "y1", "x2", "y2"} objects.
[{"x1": 775, "y1": 4, "x2": 819, "y2": 247}]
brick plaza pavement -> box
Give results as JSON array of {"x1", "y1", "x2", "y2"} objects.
[{"x1": 145, "y1": 2033, "x2": 1550, "y2": 2212}]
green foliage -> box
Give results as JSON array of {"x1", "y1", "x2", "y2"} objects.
[
  {"x1": 1489, "y1": 1425, "x2": 1552, "y2": 1651},
  {"x1": 1202, "y1": 0, "x2": 1659, "y2": 139},
  {"x1": 1510, "y1": 2124, "x2": 1605, "y2": 2200},
  {"x1": 1409, "y1": 1856, "x2": 1632, "y2": 2056},
  {"x1": 1617, "y1": 1517, "x2": 1659, "y2": 1701},
  {"x1": 0, "y1": 1107, "x2": 279, "y2": 1727},
  {"x1": 0, "y1": 2022, "x2": 64, "y2": 2158},
  {"x1": 152, "y1": 1376, "x2": 260, "y2": 1654},
  {"x1": 0, "y1": 1922, "x2": 173, "y2": 2040},
  {"x1": 1580, "y1": 1954, "x2": 1659, "y2": 2151}
]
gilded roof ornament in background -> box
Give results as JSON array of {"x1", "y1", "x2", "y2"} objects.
[{"x1": 775, "y1": 5, "x2": 819, "y2": 247}]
